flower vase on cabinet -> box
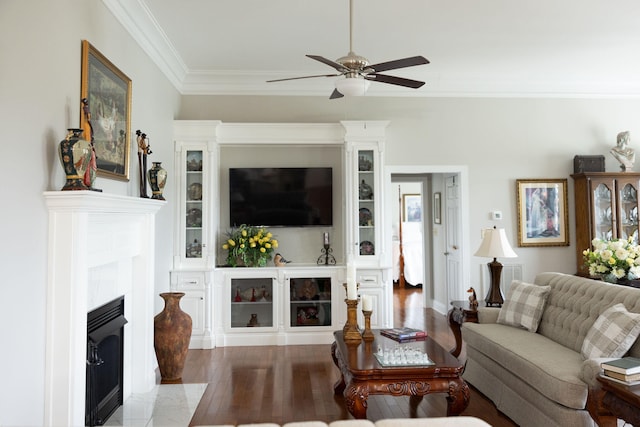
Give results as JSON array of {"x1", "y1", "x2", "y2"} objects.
[
  {"x1": 59, "y1": 128, "x2": 92, "y2": 191},
  {"x1": 154, "y1": 292, "x2": 192, "y2": 384},
  {"x1": 148, "y1": 161, "x2": 167, "y2": 200}
]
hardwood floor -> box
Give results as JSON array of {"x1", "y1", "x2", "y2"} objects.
[{"x1": 184, "y1": 286, "x2": 517, "y2": 426}]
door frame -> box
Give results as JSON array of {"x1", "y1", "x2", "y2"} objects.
[{"x1": 384, "y1": 165, "x2": 471, "y2": 322}]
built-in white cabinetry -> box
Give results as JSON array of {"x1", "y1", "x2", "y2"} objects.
[
  {"x1": 343, "y1": 122, "x2": 390, "y2": 329},
  {"x1": 171, "y1": 120, "x2": 392, "y2": 348},
  {"x1": 172, "y1": 121, "x2": 220, "y2": 349},
  {"x1": 343, "y1": 121, "x2": 387, "y2": 267},
  {"x1": 170, "y1": 271, "x2": 211, "y2": 348},
  {"x1": 217, "y1": 267, "x2": 342, "y2": 346},
  {"x1": 355, "y1": 269, "x2": 386, "y2": 329}
]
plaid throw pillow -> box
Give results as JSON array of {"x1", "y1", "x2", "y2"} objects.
[
  {"x1": 581, "y1": 303, "x2": 640, "y2": 359},
  {"x1": 497, "y1": 280, "x2": 551, "y2": 332}
]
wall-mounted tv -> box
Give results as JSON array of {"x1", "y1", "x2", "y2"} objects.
[{"x1": 229, "y1": 167, "x2": 333, "y2": 227}]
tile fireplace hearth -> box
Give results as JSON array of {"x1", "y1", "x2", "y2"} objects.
[{"x1": 44, "y1": 191, "x2": 165, "y2": 427}]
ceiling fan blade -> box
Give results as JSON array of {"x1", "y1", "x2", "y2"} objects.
[
  {"x1": 306, "y1": 55, "x2": 349, "y2": 72},
  {"x1": 329, "y1": 89, "x2": 344, "y2": 99},
  {"x1": 267, "y1": 73, "x2": 340, "y2": 83},
  {"x1": 365, "y1": 73, "x2": 425, "y2": 89},
  {"x1": 367, "y1": 56, "x2": 429, "y2": 73}
]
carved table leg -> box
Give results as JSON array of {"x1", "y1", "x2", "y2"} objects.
[
  {"x1": 344, "y1": 382, "x2": 369, "y2": 419},
  {"x1": 587, "y1": 387, "x2": 624, "y2": 427},
  {"x1": 331, "y1": 341, "x2": 346, "y2": 394},
  {"x1": 446, "y1": 379, "x2": 471, "y2": 416},
  {"x1": 448, "y1": 306, "x2": 464, "y2": 358},
  {"x1": 409, "y1": 395, "x2": 424, "y2": 417}
]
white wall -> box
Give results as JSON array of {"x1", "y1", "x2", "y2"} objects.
[{"x1": 0, "y1": 1, "x2": 180, "y2": 425}]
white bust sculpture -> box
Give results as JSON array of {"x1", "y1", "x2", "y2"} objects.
[{"x1": 611, "y1": 131, "x2": 635, "y2": 172}]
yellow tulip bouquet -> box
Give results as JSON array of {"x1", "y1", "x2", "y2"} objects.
[{"x1": 222, "y1": 224, "x2": 278, "y2": 267}]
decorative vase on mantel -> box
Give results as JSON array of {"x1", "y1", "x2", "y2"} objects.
[
  {"x1": 153, "y1": 292, "x2": 192, "y2": 384},
  {"x1": 148, "y1": 161, "x2": 167, "y2": 200},
  {"x1": 59, "y1": 128, "x2": 92, "y2": 191}
]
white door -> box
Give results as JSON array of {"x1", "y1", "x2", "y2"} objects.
[{"x1": 444, "y1": 174, "x2": 463, "y2": 304}]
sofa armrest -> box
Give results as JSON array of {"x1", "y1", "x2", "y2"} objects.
[
  {"x1": 581, "y1": 357, "x2": 617, "y2": 387},
  {"x1": 477, "y1": 307, "x2": 500, "y2": 324}
]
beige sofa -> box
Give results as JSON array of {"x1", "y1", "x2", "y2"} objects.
[
  {"x1": 461, "y1": 272, "x2": 640, "y2": 427},
  {"x1": 202, "y1": 418, "x2": 491, "y2": 427}
]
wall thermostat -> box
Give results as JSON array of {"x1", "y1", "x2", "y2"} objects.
[{"x1": 491, "y1": 211, "x2": 503, "y2": 220}]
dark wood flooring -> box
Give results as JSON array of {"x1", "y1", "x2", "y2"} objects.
[{"x1": 184, "y1": 286, "x2": 517, "y2": 426}]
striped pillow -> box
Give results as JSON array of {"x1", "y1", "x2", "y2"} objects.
[
  {"x1": 497, "y1": 280, "x2": 551, "y2": 332},
  {"x1": 581, "y1": 303, "x2": 640, "y2": 359}
]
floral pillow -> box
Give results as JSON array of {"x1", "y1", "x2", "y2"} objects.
[
  {"x1": 497, "y1": 280, "x2": 551, "y2": 333},
  {"x1": 581, "y1": 303, "x2": 640, "y2": 359}
]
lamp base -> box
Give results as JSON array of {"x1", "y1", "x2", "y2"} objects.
[{"x1": 485, "y1": 259, "x2": 504, "y2": 307}]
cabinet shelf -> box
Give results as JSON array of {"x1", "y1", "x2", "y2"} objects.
[
  {"x1": 231, "y1": 301, "x2": 272, "y2": 305},
  {"x1": 290, "y1": 299, "x2": 331, "y2": 304}
]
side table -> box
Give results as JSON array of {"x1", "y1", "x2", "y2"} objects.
[
  {"x1": 447, "y1": 300, "x2": 483, "y2": 358},
  {"x1": 588, "y1": 375, "x2": 640, "y2": 427}
]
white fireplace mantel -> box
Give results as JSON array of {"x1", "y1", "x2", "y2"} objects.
[{"x1": 43, "y1": 191, "x2": 165, "y2": 427}]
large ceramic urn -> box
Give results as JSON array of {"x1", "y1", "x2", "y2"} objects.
[{"x1": 154, "y1": 292, "x2": 192, "y2": 384}]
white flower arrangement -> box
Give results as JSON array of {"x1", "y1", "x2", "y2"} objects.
[{"x1": 583, "y1": 237, "x2": 640, "y2": 283}]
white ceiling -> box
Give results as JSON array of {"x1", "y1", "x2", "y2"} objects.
[{"x1": 106, "y1": 0, "x2": 640, "y2": 98}]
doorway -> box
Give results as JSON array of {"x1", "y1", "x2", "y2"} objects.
[
  {"x1": 392, "y1": 180, "x2": 426, "y2": 327},
  {"x1": 384, "y1": 166, "x2": 470, "y2": 325}
]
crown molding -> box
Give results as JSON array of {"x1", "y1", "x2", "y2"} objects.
[{"x1": 102, "y1": 0, "x2": 187, "y2": 91}]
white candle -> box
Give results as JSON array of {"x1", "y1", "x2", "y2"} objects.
[
  {"x1": 347, "y1": 261, "x2": 356, "y2": 283},
  {"x1": 362, "y1": 295, "x2": 372, "y2": 311},
  {"x1": 323, "y1": 232, "x2": 329, "y2": 246},
  {"x1": 347, "y1": 280, "x2": 357, "y2": 300}
]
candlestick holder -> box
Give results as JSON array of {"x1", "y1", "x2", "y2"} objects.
[
  {"x1": 317, "y1": 243, "x2": 336, "y2": 265},
  {"x1": 343, "y1": 299, "x2": 362, "y2": 342},
  {"x1": 361, "y1": 310, "x2": 374, "y2": 341}
]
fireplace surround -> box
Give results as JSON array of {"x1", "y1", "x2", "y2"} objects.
[{"x1": 44, "y1": 191, "x2": 164, "y2": 427}]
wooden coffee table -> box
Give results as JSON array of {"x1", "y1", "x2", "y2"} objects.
[{"x1": 331, "y1": 330, "x2": 470, "y2": 419}]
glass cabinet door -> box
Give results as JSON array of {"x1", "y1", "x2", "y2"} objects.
[
  {"x1": 230, "y1": 277, "x2": 274, "y2": 328},
  {"x1": 357, "y1": 149, "x2": 375, "y2": 257},
  {"x1": 619, "y1": 182, "x2": 639, "y2": 244},
  {"x1": 288, "y1": 276, "x2": 332, "y2": 327},
  {"x1": 593, "y1": 182, "x2": 613, "y2": 241},
  {"x1": 185, "y1": 150, "x2": 204, "y2": 259}
]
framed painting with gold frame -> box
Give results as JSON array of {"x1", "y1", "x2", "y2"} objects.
[
  {"x1": 516, "y1": 178, "x2": 569, "y2": 247},
  {"x1": 81, "y1": 40, "x2": 131, "y2": 181}
]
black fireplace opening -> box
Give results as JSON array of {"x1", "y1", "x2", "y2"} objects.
[{"x1": 85, "y1": 296, "x2": 127, "y2": 426}]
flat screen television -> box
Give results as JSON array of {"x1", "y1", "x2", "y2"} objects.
[{"x1": 229, "y1": 167, "x2": 333, "y2": 227}]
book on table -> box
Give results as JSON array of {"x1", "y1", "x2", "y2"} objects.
[
  {"x1": 603, "y1": 369, "x2": 640, "y2": 383},
  {"x1": 601, "y1": 356, "x2": 640, "y2": 375},
  {"x1": 380, "y1": 327, "x2": 426, "y2": 341},
  {"x1": 600, "y1": 373, "x2": 640, "y2": 386}
]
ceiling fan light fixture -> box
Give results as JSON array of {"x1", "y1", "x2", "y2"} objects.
[{"x1": 335, "y1": 76, "x2": 370, "y2": 97}]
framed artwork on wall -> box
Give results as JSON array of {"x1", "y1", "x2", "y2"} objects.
[
  {"x1": 516, "y1": 178, "x2": 569, "y2": 247},
  {"x1": 81, "y1": 40, "x2": 132, "y2": 181},
  {"x1": 402, "y1": 194, "x2": 422, "y2": 222},
  {"x1": 433, "y1": 192, "x2": 442, "y2": 224}
]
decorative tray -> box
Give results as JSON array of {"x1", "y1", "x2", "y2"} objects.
[{"x1": 374, "y1": 347, "x2": 434, "y2": 367}]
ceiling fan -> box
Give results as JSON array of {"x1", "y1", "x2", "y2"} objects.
[{"x1": 266, "y1": 0, "x2": 429, "y2": 99}]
